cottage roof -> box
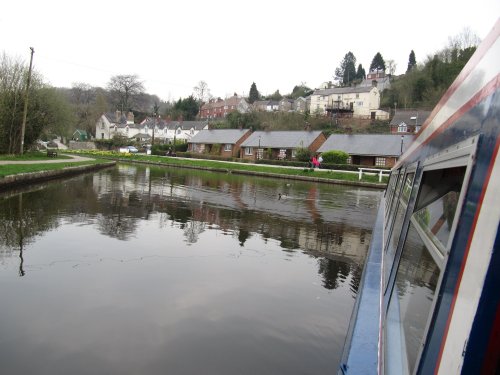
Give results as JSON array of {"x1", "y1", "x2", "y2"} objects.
[
  {"x1": 189, "y1": 129, "x2": 250, "y2": 144},
  {"x1": 317, "y1": 134, "x2": 415, "y2": 156},
  {"x1": 241, "y1": 131, "x2": 323, "y2": 148},
  {"x1": 389, "y1": 110, "x2": 431, "y2": 127},
  {"x1": 140, "y1": 118, "x2": 207, "y2": 130},
  {"x1": 103, "y1": 112, "x2": 127, "y2": 124}
]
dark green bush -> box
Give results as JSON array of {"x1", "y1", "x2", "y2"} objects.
[{"x1": 321, "y1": 150, "x2": 349, "y2": 164}]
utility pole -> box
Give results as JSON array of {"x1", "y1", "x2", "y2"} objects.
[{"x1": 20, "y1": 47, "x2": 35, "y2": 155}]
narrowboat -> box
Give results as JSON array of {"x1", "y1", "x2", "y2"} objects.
[{"x1": 339, "y1": 19, "x2": 500, "y2": 374}]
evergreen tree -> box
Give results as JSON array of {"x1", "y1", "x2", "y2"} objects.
[
  {"x1": 290, "y1": 84, "x2": 313, "y2": 99},
  {"x1": 268, "y1": 90, "x2": 282, "y2": 101},
  {"x1": 168, "y1": 95, "x2": 199, "y2": 120},
  {"x1": 248, "y1": 82, "x2": 260, "y2": 103},
  {"x1": 370, "y1": 52, "x2": 386, "y2": 72},
  {"x1": 356, "y1": 64, "x2": 366, "y2": 80},
  {"x1": 407, "y1": 50, "x2": 417, "y2": 72},
  {"x1": 335, "y1": 52, "x2": 357, "y2": 86}
]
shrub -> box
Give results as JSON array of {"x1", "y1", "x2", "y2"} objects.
[
  {"x1": 294, "y1": 147, "x2": 313, "y2": 162},
  {"x1": 321, "y1": 150, "x2": 349, "y2": 164}
]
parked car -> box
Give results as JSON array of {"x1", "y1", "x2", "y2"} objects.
[{"x1": 119, "y1": 146, "x2": 139, "y2": 153}]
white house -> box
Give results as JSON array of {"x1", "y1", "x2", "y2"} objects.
[
  {"x1": 95, "y1": 111, "x2": 208, "y2": 143},
  {"x1": 310, "y1": 86, "x2": 388, "y2": 120}
]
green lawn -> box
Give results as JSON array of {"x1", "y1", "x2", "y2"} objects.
[
  {"x1": 0, "y1": 159, "x2": 107, "y2": 178},
  {"x1": 66, "y1": 150, "x2": 388, "y2": 185}
]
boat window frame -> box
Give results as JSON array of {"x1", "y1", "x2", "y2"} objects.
[
  {"x1": 384, "y1": 169, "x2": 405, "y2": 231},
  {"x1": 383, "y1": 136, "x2": 479, "y2": 374},
  {"x1": 383, "y1": 164, "x2": 418, "y2": 293}
]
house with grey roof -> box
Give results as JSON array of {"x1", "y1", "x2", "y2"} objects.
[
  {"x1": 294, "y1": 97, "x2": 308, "y2": 113},
  {"x1": 310, "y1": 86, "x2": 389, "y2": 120},
  {"x1": 96, "y1": 111, "x2": 208, "y2": 143},
  {"x1": 187, "y1": 129, "x2": 252, "y2": 157},
  {"x1": 389, "y1": 110, "x2": 431, "y2": 134},
  {"x1": 317, "y1": 134, "x2": 415, "y2": 167},
  {"x1": 279, "y1": 98, "x2": 294, "y2": 112},
  {"x1": 96, "y1": 111, "x2": 134, "y2": 140},
  {"x1": 239, "y1": 130, "x2": 326, "y2": 161}
]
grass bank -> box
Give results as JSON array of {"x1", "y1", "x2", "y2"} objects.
[
  {"x1": 66, "y1": 150, "x2": 388, "y2": 186},
  {"x1": 0, "y1": 159, "x2": 108, "y2": 178}
]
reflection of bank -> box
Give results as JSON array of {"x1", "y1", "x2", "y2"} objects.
[
  {"x1": 17, "y1": 194, "x2": 25, "y2": 277},
  {"x1": 298, "y1": 223, "x2": 370, "y2": 266},
  {"x1": 305, "y1": 186, "x2": 320, "y2": 223}
]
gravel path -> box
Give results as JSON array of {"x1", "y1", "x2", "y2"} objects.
[{"x1": 0, "y1": 154, "x2": 94, "y2": 165}]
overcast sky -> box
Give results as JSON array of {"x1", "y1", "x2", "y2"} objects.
[{"x1": 1, "y1": 1, "x2": 498, "y2": 103}]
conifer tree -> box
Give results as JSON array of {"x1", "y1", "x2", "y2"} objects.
[
  {"x1": 407, "y1": 50, "x2": 417, "y2": 72},
  {"x1": 356, "y1": 64, "x2": 366, "y2": 80},
  {"x1": 248, "y1": 82, "x2": 260, "y2": 103},
  {"x1": 335, "y1": 52, "x2": 357, "y2": 86},
  {"x1": 370, "y1": 52, "x2": 386, "y2": 72}
]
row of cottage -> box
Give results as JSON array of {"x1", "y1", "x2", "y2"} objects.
[
  {"x1": 186, "y1": 129, "x2": 413, "y2": 167},
  {"x1": 92, "y1": 110, "x2": 428, "y2": 167},
  {"x1": 200, "y1": 71, "x2": 392, "y2": 120}
]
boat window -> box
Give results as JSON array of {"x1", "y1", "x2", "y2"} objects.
[
  {"x1": 384, "y1": 172, "x2": 415, "y2": 287},
  {"x1": 401, "y1": 172, "x2": 414, "y2": 204},
  {"x1": 385, "y1": 222, "x2": 440, "y2": 375},
  {"x1": 385, "y1": 171, "x2": 404, "y2": 230},
  {"x1": 385, "y1": 165, "x2": 466, "y2": 373},
  {"x1": 384, "y1": 171, "x2": 398, "y2": 200}
]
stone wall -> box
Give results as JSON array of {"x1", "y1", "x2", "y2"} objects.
[{"x1": 69, "y1": 141, "x2": 96, "y2": 150}]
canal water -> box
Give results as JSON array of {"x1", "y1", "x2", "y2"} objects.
[{"x1": 0, "y1": 164, "x2": 382, "y2": 375}]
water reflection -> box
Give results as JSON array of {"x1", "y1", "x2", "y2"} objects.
[{"x1": 0, "y1": 164, "x2": 381, "y2": 375}]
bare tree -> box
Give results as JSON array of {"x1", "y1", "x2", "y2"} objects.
[
  {"x1": 107, "y1": 74, "x2": 145, "y2": 111},
  {"x1": 448, "y1": 27, "x2": 481, "y2": 50},
  {"x1": 386, "y1": 59, "x2": 397, "y2": 76},
  {"x1": 193, "y1": 80, "x2": 211, "y2": 104}
]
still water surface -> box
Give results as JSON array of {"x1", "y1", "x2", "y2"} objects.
[{"x1": 0, "y1": 164, "x2": 381, "y2": 375}]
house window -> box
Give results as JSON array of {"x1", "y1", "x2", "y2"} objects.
[
  {"x1": 347, "y1": 156, "x2": 352, "y2": 164},
  {"x1": 398, "y1": 123, "x2": 408, "y2": 133},
  {"x1": 224, "y1": 144, "x2": 232, "y2": 152},
  {"x1": 101, "y1": 133, "x2": 104, "y2": 139},
  {"x1": 245, "y1": 147, "x2": 253, "y2": 155},
  {"x1": 375, "y1": 157, "x2": 386, "y2": 166},
  {"x1": 100, "y1": 121, "x2": 105, "y2": 129},
  {"x1": 356, "y1": 94, "x2": 359, "y2": 98}
]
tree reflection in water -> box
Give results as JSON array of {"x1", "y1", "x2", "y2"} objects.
[
  {"x1": 0, "y1": 163, "x2": 382, "y2": 375},
  {"x1": 0, "y1": 164, "x2": 381, "y2": 293}
]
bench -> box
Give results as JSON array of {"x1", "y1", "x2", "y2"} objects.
[
  {"x1": 358, "y1": 167, "x2": 390, "y2": 182},
  {"x1": 47, "y1": 148, "x2": 58, "y2": 157}
]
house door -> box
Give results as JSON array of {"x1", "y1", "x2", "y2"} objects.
[{"x1": 351, "y1": 155, "x2": 361, "y2": 165}]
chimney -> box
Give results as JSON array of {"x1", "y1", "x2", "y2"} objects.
[
  {"x1": 127, "y1": 111, "x2": 134, "y2": 124},
  {"x1": 115, "y1": 110, "x2": 121, "y2": 123}
]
